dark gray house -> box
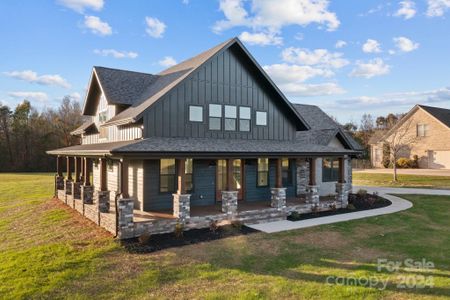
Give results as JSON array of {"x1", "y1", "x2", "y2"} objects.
[{"x1": 48, "y1": 38, "x2": 362, "y2": 239}]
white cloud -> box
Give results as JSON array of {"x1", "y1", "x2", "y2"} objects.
[
  {"x1": 362, "y1": 39, "x2": 382, "y2": 53},
  {"x1": 69, "y1": 92, "x2": 82, "y2": 101},
  {"x1": 350, "y1": 58, "x2": 390, "y2": 78},
  {"x1": 158, "y1": 56, "x2": 177, "y2": 68},
  {"x1": 335, "y1": 40, "x2": 347, "y2": 48},
  {"x1": 84, "y1": 15, "x2": 112, "y2": 36},
  {"x1": 182, "y1": 0, "x2": 189, "y2": 4},
  {"x1": 336, "y1": 87, "x2": 450, "y2": 108},
  {"x1": 93, "y1": 49, "x2": 138, "y2": 58},
  {"x1": 145, "y1": 17, "x2": 166, "y2": 38},
  {"x1": 281, "y1": 47, "x2": 349, "y2": 69},
  {"x1": 394, "y1": 1, "x2": 417, "y2": 19},
  {"x1": 57, "y1": 0, "x2": 103, "y2": 13},
  {"x1": 393, "y1": 36, "x2": 419, "y2": 52},
  {"x1": 213, "y1": 0, "x2": 340, "y2": 35},
  {"x1": 426, "y1": 0, "x2": 450, "y2": 17},
  {"x1": 279, "y1": 82, "x2": 345, "y2": 96},
  {"x1": 8, "y1": 92, "x2": 49, "y2": 102},
  {"x1": 4, "y1": 70, "x2": 71, "y2": 88},
  {"x1": 264, "y1": 63, "x2": 334, "y2": 83},
  {"x1": 239, "y1": 31, "x2": 283, "y2": 46}
]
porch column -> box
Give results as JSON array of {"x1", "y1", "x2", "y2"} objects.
[
  {"x1": 117, "y1": 158, "x2": 134, "y2": 238},
  {"x1": 221, "y1": 158, "x2": 238, "y2": 218},
  {"x1": 173, "y1": 158, "x2": 191, "y2": 222},
  {"x1": 56, "y1": 156, "x2": 65, "y2": 190},
  {"x1": 81, "y1": 157, "x2": 93, "y2": 204},
  {"x1": 271, "y1": 158, "x2": 286, "y2": 210},
  {"x1": 73, "y1": 157, "x2": 82, "y2": 199},
  {"x1": 306, "y1": 158, "x2": 319, "y2": 205},
  {"x1": 65, "y1": 156, "x2": 73, "y2": 197},
  {"x1": 95, "y1": 158, "x2": 110, "y2": 213},
  {"x1": 336, "y1": 157, "x2": 349, "y2": 207}
]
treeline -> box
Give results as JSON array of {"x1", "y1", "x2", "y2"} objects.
[{"x1": 0, "y1": 97, "x2": 83, "y2": 172}]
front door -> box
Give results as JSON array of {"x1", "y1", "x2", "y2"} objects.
[{"x1": 216, "y1": 159, "x2": 244, "y2": 201}]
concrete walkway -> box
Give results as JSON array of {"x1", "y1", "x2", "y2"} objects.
[
  {"x1": 247, "y1": 186, "x2": 450, "y2": 233},
  {"x1": 354, "y1": 168, "x2": 450, "y2": 176}
]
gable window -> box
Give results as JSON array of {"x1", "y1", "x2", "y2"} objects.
[
  {"x1": 417, "y1": 124, "x2": 428, "y2": 137},
  {"x1": 98, "y1": 108, "x2": 109, "y2": 139},
  {"x1": 282, "y1": 158, "x2": 293, "y2": 186},
  {"x1": 224, "y1": 105, "x2": 237, "y2": 131},
  {"x1": 189, "y1": 105, "x2": 203, "y2": 122},
  {"x1": 185, "y1": 158, "x2": 193, "y2": 193},
  {"x1": 160, "y1": 159, "x2": 176, "y2": 193},
  {"x1": 209, "y1": 104, "x2": 222, "y2": 130},
  {"x1": 239, "y1": 106, "x2": 251, "y2": 132},
  {"x1": 257, "y1": 158, "x2": 269, "y2": 187},
  {"x1": 256, "y1": 111, "x2": 267, "y2": 126},
  {"x1": 322, "y1": 158, "x2": 339, "y2": 182}
]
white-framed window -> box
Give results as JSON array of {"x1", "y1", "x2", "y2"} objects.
[
  {"x1": 189, "y1": 105, "x2": 203, "y2": 122},
  {"x1": 417, "y1": 124, "x2": 428, "y2": 137},
  {"x1": 209, "y1": 104, "x2": 222, "y2": 130},
  {"x1": 239, "y1": 106, "x2": 251, "y2": 132},
  {"x1": 224, "y1": 105, "x2": 237, "y2": 131},
  {"x1": 256, "y1": 111, "x2": 267, "y2": 126}
]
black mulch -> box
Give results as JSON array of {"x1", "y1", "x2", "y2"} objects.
[
  {"x1": 287, "y1": 193, "x2": 391, "y2": 222},
  {"x1": 120, "y1": 224, "x2": 259, "y2": 254}
]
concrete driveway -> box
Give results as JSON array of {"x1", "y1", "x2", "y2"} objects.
[{"x1": 354, "y1": 168, "x2": 450, "y2": 177}]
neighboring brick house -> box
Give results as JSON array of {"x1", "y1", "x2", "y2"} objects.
[
  {"x1": 370, "y1": 104, "x2": 450, "y2": 169},
  {"x1": 47, "y1": 38, "x2": 362, "y2": 239}
]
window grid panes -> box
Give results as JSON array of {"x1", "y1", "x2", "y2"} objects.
[
  {"x1": 185, "y1": 158, "x2": 193, "y2": 192},
  {"x1": 160, "y1": 159, "x2": 176, "y2": 193},
  {"x1": 282, "y1": 158, "x2": 292, "y2": 186},
  {"x1": 209, "y1": 104, "x2": 222, "y2": 130},
  {"x1": 189, "y1": 106, "x2": 203, "y2": 122},
  {"x1": 322, "y1": 158, "x2": 339, "y2": 182},
  {"x1": 239, "y1": 106, "x2": 251, "y2": 132},
  {"x1": 224, "y1": 105, "x2": 237, "y2": 131},
  {"x1": 256, "y1": 111, "x2": 267, "y2": 126},
  {"x1": 417, "y1": 124, "x2": 428, "y2": 137},
  {"x1": 257, "y1": 158, "x2": 269, "y2": 187}
]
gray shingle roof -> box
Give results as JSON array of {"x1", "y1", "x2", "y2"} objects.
[
  {"x1": 70, "y1": 119, "x2": 96, "y2": 135},
  {"x1": 419, "y1": 105, "x2": 450, "y2": 128},
  {"x1": 46, "y1": 140, "x2": 139, "y2": 155}
]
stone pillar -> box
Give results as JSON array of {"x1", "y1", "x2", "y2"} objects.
[
  {"x1": 56, "y1": 176, "x2": 65, "y2": 190},
  {"x1": 221, "y1": 190, "x2": 238, "y2": 217},
  {"x1": 296, "y1": 159, "x2": 309, "y2": 195},
  {"x1": 118, "y1": 198, "x2": 134, "y2": 239},
  {"x1": 173, "y1": 193, "x2": 191, "y2": 222},
  {"x1": 336, "y1": 182, "x2": 349, "y2": 207},
  {"x1": 65, "y1": 179, "x2": 73, "y2": 195},
  {"x1": 73, "y1": 182, "x2": 82, "y2": 199},
  {"x1": 95, "y1": 190, "x2": 110, "y2": 213},
  {"x1": 81, "y1": 185, "x2": 93, "y2": 204},
  {"x1": 270, "y1": 187, "x2": 286, "y2": 210},
  {"x1": 306, "y1": 185, "x2": 319, "y2": 204}
]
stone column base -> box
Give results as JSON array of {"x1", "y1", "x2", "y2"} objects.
[
  {"x1": 95, "y1": 190, "x2": 110, "y2": 213},
  {"x1": 64, "y1": 179, "x2": 73, "y2": 195},
  {"x1": 81, "y1": 185, "x2": 93, "y2": 204},
  {"x1": 73, "y1": 182, "x2": 82, "y2": 199},
  {"x1": 306, "y1": 185, "x2": 319, "y2": 204},
  {"x1": 222, "y1": 191, "x2": 238, "y2": 217},
  {"x1": 270, "y1": 188, "x2": 286, "y2": 210},
  {"x1": 56, "y1": 176, "x2": 65, "y2": 190},
  {"x1": 336, "y1": 182, "x2": 349, "y2": 207},
  {"x1": 118, "y1": 198, "x2": 134, "y2": 239},
  {"x1": 173, "y1": 193, "x2": 191, "y2": 222}
]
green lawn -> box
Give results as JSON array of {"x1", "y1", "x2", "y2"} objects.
[
  {"x1": 0, "y1": 173, "x2": 449, "y2": 299},
  {"x1": 353, "y1": 172, "x2": 450, "y2": 189}
]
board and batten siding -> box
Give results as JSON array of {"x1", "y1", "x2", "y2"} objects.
[
  {"x1": 143, "y1": 46, "x2": 297, "y2": 141},
  {"x1": 128, "y1": 160, "x2": 144, "y2": 211}
]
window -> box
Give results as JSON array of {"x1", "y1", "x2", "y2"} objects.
[
  {"x1": 160, "y1": 159, "x2": 176, "y2": 193},
  {"x1": 256, "y1": 111, "x2": 267, "y2": 126},
  {"x1": 375, "y1": 149, "x2": 382, "y2": 162},
  {"x1": 417, "y1": 124, "x2": 428, "y2": 137},
  {"x1": 209, "y1": 104, "x2": 222, "y2": 130},
  {"x1": 185, "y1": 158, "x2": 193, "y2": 193},
  {"x1": 98, "y1": 111, "x2": 108, "y2": 123},
  {"x1": 99, "y1": 127, "x2": 109, "y2": 139},
  {"x1": 239, "y1": 106, "x2": 251, "y2": 132},
  {"x1": 107, "y1": 160, "x2": 114, "y2": 172},
  {"x1": 189, "y1": 105, "x2": 203, "y2": 122},
  {"x1": 282, "y1": 158, "x2": 293, "y2": 186},
  {"x1": 322, "y1": 158, "x2": 339, "y2": 182},
  {"x1": 257, "y1": 158, "x2": 269, "y2": 187},
  {"x1": 224, "y1": 105, "x2": 237, "y2": 131}
]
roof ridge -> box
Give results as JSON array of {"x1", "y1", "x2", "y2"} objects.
[{"x1": 94, "y1": 66, "x2": 156, "y2": 76}]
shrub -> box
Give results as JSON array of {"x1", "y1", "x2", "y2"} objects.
[
  {"x1": 231, "y1": 220, "x2": 242, "y2": 231},
  {"x1": 138, "y1": 233, "x2": 151, "y2": 245},
  {"x1": 290, "y1": 211, "x2": 301, "y2": 220},
  {"x1": 357, "y1": 189, "x2": 367, "y2": 197},
  {"x1": 174, "y1": 222, "x2": 184, "y2": 238},
  {"x1": 209, "y1": 220, "x2": 219, "y2": 233},
  {"x1": 412, "y1": 155, "x2": 419, "y2": 168},
  {"x1": 396, "y1": 157, "x2": 413, "y2": 168},
  {"x1": 347, "y1": 203, "x2": 356, "y2": 210}
]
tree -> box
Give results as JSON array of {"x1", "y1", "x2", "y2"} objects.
[
  {"x1": 0, "y1": 105, "x2": 13, "y2": 166},
  {"x1": 376, "y1": 116, "x2": 386, "y2": 129},
  {"x1": 342, "y1": 122, "x2": 357, "y2": 132}
]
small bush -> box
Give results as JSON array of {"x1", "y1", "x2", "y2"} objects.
[
  {"x1": 209, "y1": 220, "x2": 219, "y2": 233},
  {"x1": 290, "y1": 211, "x2": 301, "y2": 220},
  {"x1": 347, "y1": 203, "x2": 356, "y2": 210},
  {"x1": 231, "y1": 220, "x2": 242, "y2": 231},
  {"x1": 329, "y1": 202, "x2": 337, "y2": 211},
  {"x1": 174, "y1": 222, "x2": 184, "y2": 238},
  {"x1": 357, "y1": 189, "x2": 367, "y2": 197},
  {"x1": 138, "y1": 233, "x2": 151, "y2": 244},
  {"x1": 396, "y1": 158, "x2": 413, "y2": 168},
  {"x1": 412, "y1": 155, "x2": 419, "y2": 168}
]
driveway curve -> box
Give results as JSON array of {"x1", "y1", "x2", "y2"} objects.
[{"x1": 248, "y1": 186, "x2": 449, "y2": 233}]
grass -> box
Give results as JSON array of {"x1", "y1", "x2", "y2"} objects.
[
  {"x1": 353, "y1": 172, "x2": 450, "y2": 189},
  {"x1": 0, "y1": 173, "x2": 449, "y2": 299}
]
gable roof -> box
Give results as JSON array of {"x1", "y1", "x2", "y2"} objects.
[
  {"x1": 82, "y1": 37, "x2": 308, "y2": 130},
  {"x1": 70, "y1": 119, "x2": 96, "y2": 135},
  {"x1": 418, "y1": 105, "x2": 450, "y2": 128}
]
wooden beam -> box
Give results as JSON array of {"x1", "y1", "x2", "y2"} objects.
[
  {"x1": 57, "y1": 156, "x2": 63, "y2": 177},
  {"x1": 100, "y1": 158, "x2": 107, "y2": 191},
  {"x1": 275, "y1": 158, "x2": 282, "y2": 188},
  {"x1": 338, "y1": 157, "x2": 345, "y2": 184},
  {"x1": 309, "y1": 158, "x2": 316, "y2": 186},
  {"x1": 177, "y1": 158, "x2": 186, "y2": 194},
  {"x1": 84, "y1": 158, "x2": 91, "y2": 186},
  {"x1": 80, "y1": 157, "x2": 84, "y2": 183},
  {"x1": 120, "y1": 159, "x2": 129, "y2": 198},
  {"x1": 74, "y1": 157, "x2": 81, "y2": 182},
  {"x1": 226, "y1": 158, "x2": 233, "y2": 191},
  {"x1": 66, "y1": 156, "x2": 72, "y2": 180}
]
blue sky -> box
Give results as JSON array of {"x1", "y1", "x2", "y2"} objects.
[{"x1": 1, "y1": 0, "x2": 450, "y2": 124}]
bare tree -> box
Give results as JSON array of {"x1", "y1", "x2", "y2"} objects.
[{"x1": 383, "y1": 118, "x2": 418, "y2": 181}]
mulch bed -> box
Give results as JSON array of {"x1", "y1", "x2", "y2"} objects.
[
  {"x1": 121, "y1": 224, "x2": 259, "y2": 253},
  {"x1": 287, "y1": 193, "x2": 391, "y2": 222}
]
